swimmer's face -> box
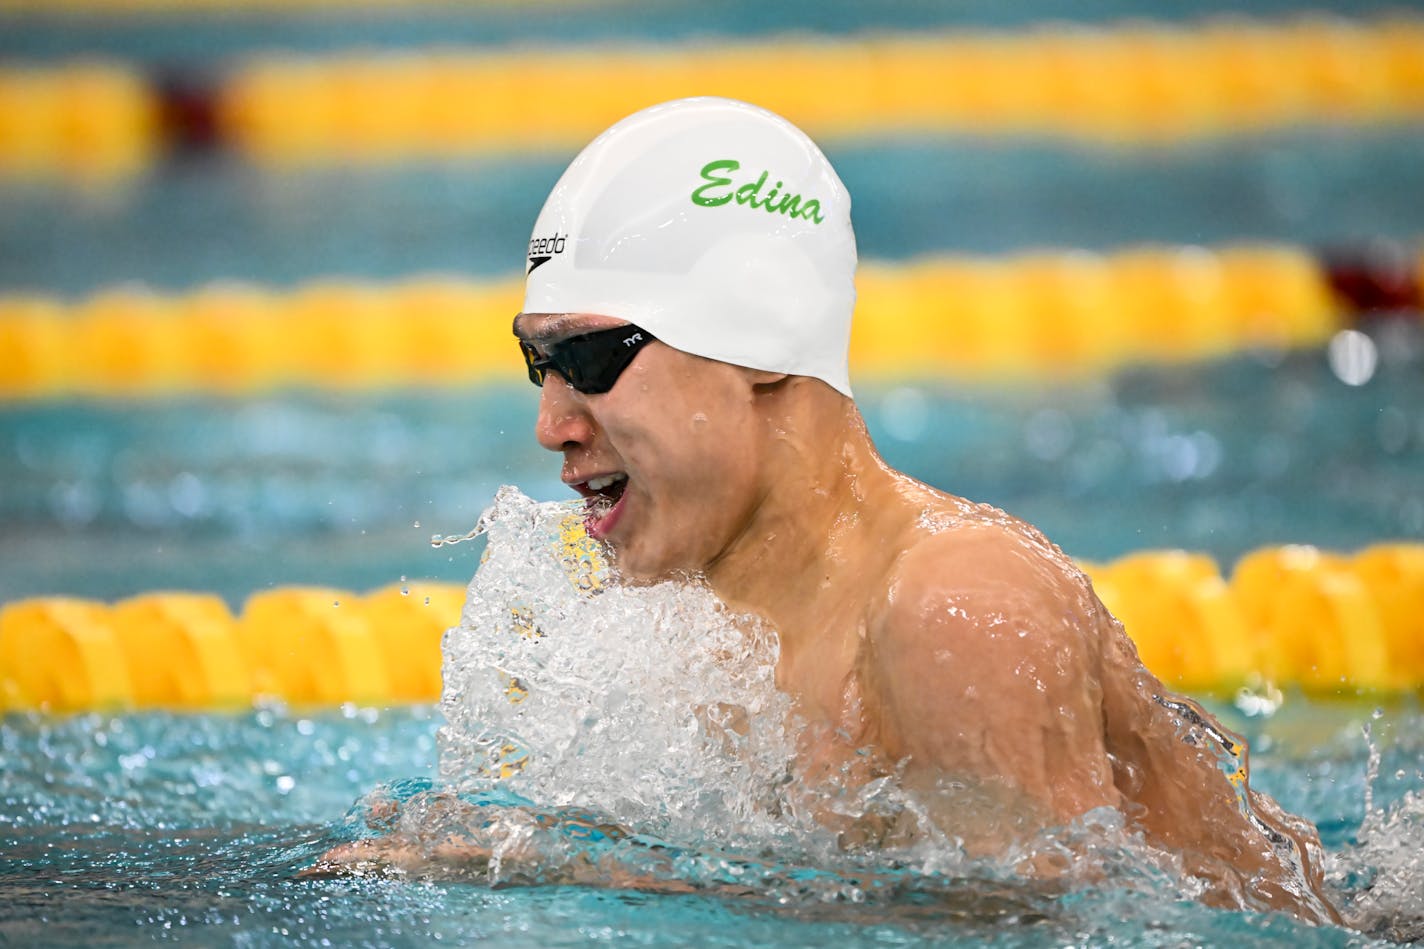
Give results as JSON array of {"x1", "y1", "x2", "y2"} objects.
[{"x1": 514, "y1": 312, "x2": 773, "y2": 580}]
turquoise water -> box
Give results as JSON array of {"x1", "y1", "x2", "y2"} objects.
[
  {"x1": 8, "y1": 337, "x2": 1422, "y2": 944},
  {"x1": 3, "y1": 333, "x2": 1421, "y2": 606},
  {"x1": 3, "y1": 697, "x2": 1420, "y2": 946},
  {"x1": 5, "y1": 342, "x2": 1423, "y2": 943},
  {"x1": 6, "y1": 130, "x2": 1424, "y2": 296}
]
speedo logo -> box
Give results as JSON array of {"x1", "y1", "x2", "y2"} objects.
[
  {"x1": 526, "y1": 232, "x2": 567, "y2": 275},
  {"x1": 689, "y1": 159, "x2": 825, "y2": 225}
]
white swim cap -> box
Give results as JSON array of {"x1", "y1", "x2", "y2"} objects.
[{"x1": 521, "y1": 97, "x2": 857, "y2": 397}]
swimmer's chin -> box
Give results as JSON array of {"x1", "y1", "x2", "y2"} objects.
[
  {"x1": 625, "y1": 568, "x2": 708, "y2": 588},
  {"x1": 599, "y1": 546, "x2": 707, "y2": 588}
]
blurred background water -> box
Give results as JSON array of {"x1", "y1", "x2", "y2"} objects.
[
  {"x1": 3, "y1": 344, "x2": 1423, "y2": 606},
  {"x1": 2, "y1": 3, "x2": 1423, "y2": 602}
]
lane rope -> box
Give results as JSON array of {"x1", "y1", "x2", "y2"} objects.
[
  {"x1": 2, "y1": 542, "x2": 1422, "y2": 711},
  {"x1": 2, "y1": 17, "x2": 1423, "y2": 179},
  {"x1": 222, "y1": 18, "x2": 1424, "y2": 162},
  {"x1": 4, "y1": 242, "x2": 1418, "y2": 400}
]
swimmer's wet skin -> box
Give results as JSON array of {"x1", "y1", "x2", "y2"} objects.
[
  {"x1": 518, "y1": 324, "x2": 649, "y2": 536},
  {"x1": 315, "y1": 97, "x2": 1341, "y2": 925}
]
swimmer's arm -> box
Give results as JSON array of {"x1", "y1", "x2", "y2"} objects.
[
  {"x1": 299, "y1": 833, "x2": 707, "y2": 894},
  {"x1": 297, "y1": 798, "x2": 707, "y2": 893},
  {"x1": 1096, "y1": 630, "x2": 1343, "y2": 923},
  {"x1": 867, "y1": 527, "x2": 1120, "y2": 852}
]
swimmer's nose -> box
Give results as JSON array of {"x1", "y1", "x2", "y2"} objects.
[{"x1": 534, "y1": 375, "x2": 595, "y2": 454}]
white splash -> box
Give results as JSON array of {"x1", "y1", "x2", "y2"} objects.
[
  {"x1": 437, "y1": 486, "x2": 802, "y2": 851},
  {"x1": 1327, "y1": 720, "x2": 1424, "y2": 942},
  {"x1": 429, "y1": 488, "x2": 1198, "y2": 892}
]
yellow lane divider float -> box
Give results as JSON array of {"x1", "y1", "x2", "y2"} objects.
[
  {"x1": 0, "y1": 62, "x2": 158, "y2": 182},
  {"x1": 1082, "y1": 543, "x2": 1424, "y2": 695},
  {"x1": 2, "y1": 17, "x2": 1423, "y2": 180},
  {"x1": 219, "y1": 18, "x2": 1424, "y2": 164},
  {"x1": 0, "y1": 583, "x2": 465, "y2": 712},
  {"x1": 2, "y1": 543, "x2": 1422, "y2": 712},
  {"x1": 0, "y1": 242, "x2": 1363, "y2": 400}
]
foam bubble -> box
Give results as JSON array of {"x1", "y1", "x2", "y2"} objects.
[{"x1": 1326, "y1": 720, "x2": 1424, "y2": 941}]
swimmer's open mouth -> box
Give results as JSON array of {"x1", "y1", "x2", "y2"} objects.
[{"x1": 579, "y1": 472, "x2": 629, "y2": 540}]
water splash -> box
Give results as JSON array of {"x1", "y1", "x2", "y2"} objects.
[
  {"x1": 375, "y1": 485, "x2": 1424, "y2": 939},
  {"x1": 437, "y1": 486, "x2": 800, "y2": 852},
  {"x1": 1326, "y1": 714, "x2": 1424, "y2": 942},
  {"x1": 422, "y1": 489, "x2": 1196, "y2": 901}
]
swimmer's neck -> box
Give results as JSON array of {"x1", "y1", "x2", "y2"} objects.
[{"x1": 703, "y1": 387, "x2": 905, "y2": 649}]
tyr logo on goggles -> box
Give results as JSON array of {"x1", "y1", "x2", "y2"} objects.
[{"x1": 519, "y1": 324, "x2": 657, "y2": 395}]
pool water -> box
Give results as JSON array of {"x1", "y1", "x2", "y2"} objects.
[
  {"x1": 3, "y1": 696, "x2": 1420, "y2": 945},
  {"x1": 4, "y1": 327, "x2": 1422, "y2": 607},
  {"x1": 4, "y1": 326, "x2": 1423, "y2": 945},
  {"x1": 4, "y1": 315, "x2": 1422, "y2": 948}
]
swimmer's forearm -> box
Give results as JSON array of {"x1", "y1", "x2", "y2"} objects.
[{"x1": 300, "y1": 832, "x2": 744, "y2": 896}]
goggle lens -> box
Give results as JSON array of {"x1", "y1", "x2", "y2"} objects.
[{"x1": 519, "y1": 324, "x2": 657, "y2": 395}]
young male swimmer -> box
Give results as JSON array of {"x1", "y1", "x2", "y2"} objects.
[{"x1": 322, "y1": 97, "x2": 1340, "y2": 923}]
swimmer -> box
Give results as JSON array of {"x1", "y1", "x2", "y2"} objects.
[{"x1": 318, "y1": 97, "x2": 1340, "y2": 924}]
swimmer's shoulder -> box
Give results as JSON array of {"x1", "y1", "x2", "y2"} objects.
[
  {"x1": 894, "y1": 485, "x2": 1081, "y2": 579},
  {"x1": 872, "y1": 492, "x2": 1102, "y2": 651},
  {"x1": 863, "y1": 495, "x2": 1118, "y2": 807}
]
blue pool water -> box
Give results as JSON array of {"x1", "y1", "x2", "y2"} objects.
[
  {"x1": 3, "y1": 332, "x2": 1421, "y2": 607},
  {"x1": 3, "y1": 695, "x2": 1421, "y2": 945},
  {"x1": 5, "y1": 328, "x2": 1423, "y2": 949},
  {"x1": 6, "y1": 129, "x2": 1424, "y2": 297}
]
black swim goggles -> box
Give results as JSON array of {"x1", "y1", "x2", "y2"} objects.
[{"x1": 519, "y1": 324, "x2": 658, "y2": 395}]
